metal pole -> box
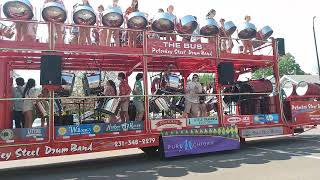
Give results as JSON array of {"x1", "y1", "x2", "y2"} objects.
[{"x1": 313, "y1": 16, "x2": 320, "y2": 80}]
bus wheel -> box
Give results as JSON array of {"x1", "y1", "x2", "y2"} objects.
[{"x1": 140, "y1": 146, "x2": 160, "y2": 157}]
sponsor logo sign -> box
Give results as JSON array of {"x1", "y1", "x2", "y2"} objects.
[
  {"x1": 162, "y1": 135, "x2": 240, "y2": 157},
  {"x1": 223, "y1": 115, "x2": 252, "y2": 125},
  {"x1": 241, "y1": 127, "x2": 284, "y2": 138},
  {"x1": 105, "y1": 121, "x2": 144, "y2": 133},
  {"x1": 151, "y1": 119, "x2": 186, "y2": 130},
  {"x1": 56, "y1": 124, "x2": 104, "y2": 136},
  {"x1": 147, "y1": 40, "x2": 215, "y2": 57},
  {"x1": 19, "y1": 128, "x2": 46, "y2": 139},
  {"x1": 253, "y1": 114, "x2": 279, "y2": 124},
  {"x1": 291, "y1": 101, "x2": 320, "y2": 122},
  {"x1": 0, "y1": 129, "x2": 14, "y2": 141},
  {"x1": 187, "y1": 117, "x2": 219, "y2": 126}
]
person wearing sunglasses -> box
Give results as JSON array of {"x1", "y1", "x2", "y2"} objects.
[{"x1": 184, "y1": 74, "x2": 202, "y2": 118}]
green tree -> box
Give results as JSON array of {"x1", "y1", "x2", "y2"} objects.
[
  {"x1": 252, "y1": 53, "x2": 306, "y2": 79},
  {"x1": 199, "y1": 74, "x2": 214, "y2": 86}
]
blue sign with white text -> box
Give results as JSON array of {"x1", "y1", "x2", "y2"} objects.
[
  {"x1": 187, "y1": 117, "x2": 219, "y2": 126},
  {"x1": 253, "y1": 114, "x2": 279, "y2": 124},
  {"x1": 19, "y1": 128, "x2": 47, "y2": 139},
  {"x1": 56, "y1": 123, "x2": 105, "y2": 136}
]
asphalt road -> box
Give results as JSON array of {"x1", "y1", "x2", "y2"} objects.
[{"x1": 1, "y1": 128, "x2": 320, "y2": 180}]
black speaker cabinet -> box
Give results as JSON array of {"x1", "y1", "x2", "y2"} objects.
[
  {"x1": 40, "y1": 55, "x2": 62, "y2": 85},
  {"x1": 218, "y1": 62, "x2": 235, "y2": 85},
  {"x1": 277, "y1": 38, "x2": 285, "y2": 56}
]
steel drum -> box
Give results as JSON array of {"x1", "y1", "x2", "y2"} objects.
[
  {"x1": 3, "y1": 0, "x2": 33, "y2": 20},
  {"x1": 282, "y1": 81, "x2": 296, "y2": 97},
  {"x1": 238, "y1": 22, "x2": 257, "y2": 39},
  {"x1": 127, "y1": 12, "x2": 148, "y2": 30},
  {"x1": 151, "y1": 12, "x2": 175, "y2": 32},
  {"x1": 257, "y1": 26, "x2": 273, "y2": 40},
  {"x1": 238, "y1": 79, "x2": 273, "y2": 100},
  {"x1": 97, "y1": 98, "x2": 121, "y2": 115},
  {"x1": 73, "y1": 5, "x2": 96, "y2": 25},
  {"x1": 224, "y1": 21, "x2": 237, "y2": 36},
  {"x1": 42, "y1": 2, "x2": 67, "y2": 23},
  {"x1": 200, "y1": 18, "x2": 219, "y2": 36},
  {"x1": 178, "y1": 15, "x2": 198, "y2": 34},
  {"x1": 296, "y1": 81, "x2": 320, "y2": 96},
  {"x1": 102, "y1": 7, "x2": 124, "y2": 27}
]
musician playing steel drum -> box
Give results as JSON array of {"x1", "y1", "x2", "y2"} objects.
[
  {"x1": 132, "y1": 73, "x2": 144, "y2": 121},
  {"x1": 184, "y1": 74, "x2": 202, "y2": 118},
  {"x1": 106, "y1": 0, "x2": 121, "y2": 47},
  {"x1": 44, "y1": 0, "x2": 65, "y2": 44},
  {"x1": 103, "y1": 80, "x2": 117, "y2": 123},
  {"x1": 118, "y1": 73, "x2": 132, "y2": 122},
  {"x1": 125, "y1": 0, "x2": 139, "y2": 48},
  {"x1": 206, "y1": 9, "x2": 216, "y2": 44},
  {"x1": 242, "y1": 15, "x2": 253, "y2": 55},
  {"x1": 78, "y1": 0, "x2": 92, "y2": 45},
  {"x1": 219, "y1": 18, "x2": 233, "y2": 53},
  {"x1": 165, "y1": 5, "x2": 177, "y2": 41}
]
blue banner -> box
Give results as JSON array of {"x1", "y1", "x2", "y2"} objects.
[
  {"x1": 105, "y1": 121, "x2": 144, "y2": 133},
  {"x1": 18, "y1": 128, "x2": 47, "y2": 139},
  {"x1": 56, "y1": 123, "x2": 105, "y2": 136},
  {"x1": 253, "y1": 114, "x2": 279, "y2": 124},
  {"x1": 187, "y1": 117, "x2": 219, "y2": 126},
  {"x1": 162, "y1": 135, "x2": 240, "y2": 157}
]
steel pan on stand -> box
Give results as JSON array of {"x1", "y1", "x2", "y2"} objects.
[
  {"x1": 296, "y1": 81, "x2": 320, "y2": 96},
  {"x1": 253, "y1": 26, "x2": 273, "y2": 48},
  {"x1": 200, "y1": 18, "x2": 219, "y2": 36},
  {"x1": 282, "y1": 81, "x2": 296, "y2": 97},
  {"x1": 127, "y1": 12, "x2": 148, "y2": 29},
  {"x1": 42, "y1": 2, "x2": 67, "y2": 23},
  {"x1": 3, "y1": 0, "x2": 33, "y2": 20},
  {"x1": 257, "y1": 26, "x2": 273, "y2": 40},
  {"x1": 151, "y1": 12, "x2": 175, "y2": 32},
  {"x1": 238, "y1": 22, "x2": 257, "y2": 39},
  {"x1": 224, "y1": 21, "x2": 237, "y2": 36},
  {"x1": 177, "y1": 15, "x2": 198, "y2": 34},
  {"x1": 102, "y1": 7, "x2": 124, "y2": 27},
  {"x1": 73, "y1": 5, "x2": 96, "y2": 25}
]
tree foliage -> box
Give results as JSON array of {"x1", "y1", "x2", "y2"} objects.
[{"x1": 252, "y1": 53, "x2": 306, "y2": 79}]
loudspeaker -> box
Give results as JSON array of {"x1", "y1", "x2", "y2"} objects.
[
  {"x1": 277, "y1": 38, "x2": 285, "y2": 56},
  {"x1": 40, "y1": 55, "x2": 62, "y2": 85},
  {"x1": 218, "y1": 62, "x2": 234, "y2": 85}
]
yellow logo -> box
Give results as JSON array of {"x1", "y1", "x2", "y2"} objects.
[
  {"x1": 93, "y1": 125, "x2": 101, "y2": 133},
  {"x1": 58, "y1": 127, "x2": 67, "y2": 136}
]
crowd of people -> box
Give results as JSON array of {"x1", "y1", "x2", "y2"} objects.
[
  {"x1": 11, "y1": 69, "x2": 216, "y2": 128},
  {"x1": 0, "y1": 0, "x2": 259, "y2": 53}
]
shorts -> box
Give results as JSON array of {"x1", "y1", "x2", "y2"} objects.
[
  {"x1": 120, "y1": 100, "x2": 129, "y2": 112},
  {"x1": 134, "y1": 100, "x2": 144, "y2": 113},
  {"x1": 184, "y1": 100, "x2": 200, "y2": 115}
]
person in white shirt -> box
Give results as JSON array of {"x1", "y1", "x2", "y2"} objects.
[
  {"x1": 184, "y1": 74, "x2": 202, "y2": 118},
  {"x1": 12, "y1": 78, "x2": 25, "y2": 128},
  {"x1": 22, "y1": 79, "x2": 37, "y2": 128}
]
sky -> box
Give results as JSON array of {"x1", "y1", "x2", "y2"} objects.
[{"x1": 7, "y1": 0, "x2": 320, "y2": 85}]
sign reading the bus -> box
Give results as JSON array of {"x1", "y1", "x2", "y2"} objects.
[
  {"x1": 291, "y1": 101, "x2": 320, "y2": 122},
  {"x1": 147, "y1": 40, "x2": 215, "y2": 57}
]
